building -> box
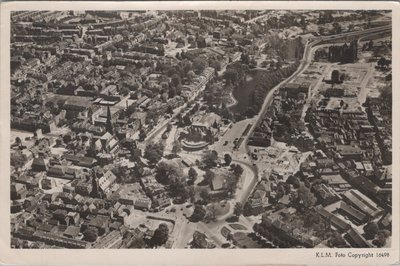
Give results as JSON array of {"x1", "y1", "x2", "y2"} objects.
[
  {"x1": 342, "y1": 189, "x2": 384, "y2": 218},
  {"x1": 98, "y1": 170, "x2": 117, "y2": 195}
]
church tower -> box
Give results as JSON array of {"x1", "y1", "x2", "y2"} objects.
[{"x1": 105, "y1": 105, "x2": 114, "y2": 134}]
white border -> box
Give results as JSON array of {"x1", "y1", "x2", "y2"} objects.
[{"x1": 0, "y1": 2, "x2": 399, "y2": 265}]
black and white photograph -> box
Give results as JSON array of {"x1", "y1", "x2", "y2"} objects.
[{"x1": 1, "y1": 2, "x2": 398, "y2": 263}]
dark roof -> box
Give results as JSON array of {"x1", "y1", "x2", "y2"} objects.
[
  {"x1": 315, "y1": 206, "x2": 351, "y2": 232},
  {"x1": 37, "y1": 223, "x2": 55, "y2": 233},
  {"x1": 338, "y1": 201, "x2": 367, "y2": 222},
  {"x1": 89, "y1": 215, "x2": 109, "y2": 228},
  {"x1": 345, "y1": 227, "x2": 372, "y2": 248},
  {"x1": 64, "y1": 226, "x2": 80, "y2": 238},
  {"x1": 32, "y1": 158, "x2": 46, "y2": 167},
  {"x1": 342, "y1": 190, "x2": 382, "y2": 217}
]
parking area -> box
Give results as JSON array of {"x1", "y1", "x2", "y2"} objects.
[{"x1": 211, "y1": 118, "x2": 255, "y2": 154}]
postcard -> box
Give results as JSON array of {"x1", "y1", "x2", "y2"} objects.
[{"x1": 0, "y1": 1, "x2": 398, "y2": 265}]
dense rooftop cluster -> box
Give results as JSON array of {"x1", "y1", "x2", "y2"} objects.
[{"x1": 9, "y1": 9, "x2": 392, "y2": 249}]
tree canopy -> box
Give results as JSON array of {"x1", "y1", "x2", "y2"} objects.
[
  {"x1": 155, "y1": 160, "x2": 183, "y2": 184},
  {"x1": 234, "y1": 202, "x2": 243, "y2": 217},
  {"x1": 188, "y1": 167, "x2": 198, "y2": 185},
  {"x1": 83, "y1": 227, "x2": 99, "y2": 242},
  {"x1": 190, "y1": 204, "x2": 206, "y2": 222},
  {"x1": 144, "y1": 142, "x2": 164, "y2": 166},
  {"x1": 151, "y1": 223, "x2": 169, "y2": 247},
  {"x1": 297, "y1": 183, "x2": 317, "y2": 209},
  {"x1": 201, "y1": 150, "x2": 219, "y2": 168},
  {"x1": 224, "y1": 153, "x2": 232, "y2": 166}
]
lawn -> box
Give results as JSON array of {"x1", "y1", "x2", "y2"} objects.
[{"x1": 207, "y1": 201, "x2": 231, "y2": 217}]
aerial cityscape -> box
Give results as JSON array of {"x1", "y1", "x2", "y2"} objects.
[{"x1": 10, "y1": 10, "x2": 392, "y2": 249}]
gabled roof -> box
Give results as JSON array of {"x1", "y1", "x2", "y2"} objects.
[{"x1": 98, "y1": 170, "x2": 117, "y2": 191}]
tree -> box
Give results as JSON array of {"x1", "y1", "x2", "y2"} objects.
[
  {"x1": 373, "y1": 230, "x2": 390, "y2": 247},
  {"x1": 297, "y1": 183, "x2": 317, "y2": 209},
  {"x1": 203, "y1": 169, "x2": 215, "y2": 186},
  {"x1": 83, "y1": 227, "x2": 98, "y2": 242},
  {"x1": 166, "y1": 105, "x2": 174, "y2": 114},
  {"x1": 224, "y1": 69, "x2": 238, "y2": 85},
  {"x1": 241, "y1": 53, "x2": 250, "y2": 65},
  {"x1": 155, "y1": 161, "x2": 183, "y2": 184},
  {"x1": 187, "y1": 70, "x2": 196, "y2": 81},
  {"x1": 373, "y1": 48, "x2": 381, "y2": 59},
  {"x1": 62, "y1": 134, "x2": 72, "y2": 144},
  {"x1": 151, "y1": 223, "x2": 169, "y2": 247},
  {"x1": 129, "y1": 236, "x2": 147, "y2": 248},
  {"x1": 191, "y1": 231, "x2": 212, "y2": 248},
  {"x1": 112, "y1": 165, "x2": 133, "y2": 184},
  {"x1": 188, "y1": 167, "x2": 198, "y2": 184},
  {"x1": 275, "y1": 60, "x2": 282, "y2": 70},
  {"x1": 193, "y1": 57, "x2": 207, "y2": 74},
  {"x1": 144, "y1": 142, "x2": 164, "y2": 166},
  {"x1": 201, "y1": 150, "x2": 218, "y2": 168},
  {"x1": 139, "y1": 129, "x2": 147, "y2": 141},
  {"x1": 243, "y1": 201, "x2": 253, "y2": 216},
  {"x1": 11, "y1": 151, "x2": 27, "y2": 169},
  {"x1": 171, "y1": 74, "x2": 182, "y2": 88},
  {"x1": 276, "y1": 182, "x2": 286, "y2": 199},
  {"x1": 230, "y1": 164, "x2": 244, "y2": 177},
  {"x1": 15, "y1": 137, "x2": 22, "y2": 146},
  {"x1": 120, "y1": 86, "x2": 130, "y2": 96},
  {"x1": 190, "y1": 204, "x2": 206, "y2": 222},
  {"x1": 234, "y1": 202, "x2": 243, "y2": 217},
  {"x1": 332, "y1": 22, "x2": 342, "y2": 34},
  {"x1": 367, "y1": 40, "x2": 374, "y2": 50},
  {"x1": 331, "y1": 70, "x2": 340, "y2": 84},
  {"x1": 199, "y1": 189, "x2": 210, "y2": 203},
  {"x1": 168, "y1": 86, "x2": 176, "y2": 98},
  {"x1": 363, "y1": 222, "x2": 379, "y2": 239},
  {"x1": 169, "y1": 179, "x2": 189, "y2": 201},
  {"x1": 377, "y1": 57, "x2": 388, "y2": 68},
  {"x1": 286, "y1": 175, "x2": 300, "y2": 188},
  {"x1": 224, "y1": 153, "x2": 232, "y2": 166},
  {"x1": 328, "y1": 231, "x2": 348, "y2": 248},
  {"x1": 205, "y1": 204, "x2": 218, "y2": 223},
  {"x1": 171, "y1": 140, "x2": 182, "y2": 155},
  {"x1": 182, "y1": 115, "x2": 191, "y2": 126},
  {"x1": 209, "y1": 59, "x2": 221, "y2": 71}
]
